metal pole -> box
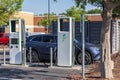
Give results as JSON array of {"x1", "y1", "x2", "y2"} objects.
[
  {"x1": 3, "y1": 45, "x2": 6, "y2": 65},
  {"x1": 29, "y1": 47, "x2": 32, "y2": 65},
  {"x1": 48, "y1": 0, "x2": 50, "y2": 33},
  {"x1": 50, "y1": 47, "x2": 53, "y2": 67},
  {"x1": 81, "y1": 14, "x2": 85, "y2": 79}
]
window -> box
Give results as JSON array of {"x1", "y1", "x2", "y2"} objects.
[
  {"x1": 60, "y1": 18, "x2": 69, "y2": 31},
  {"x1": 43, "y1": 36, "x2": 54, "y2": 43},
  {"x1": 32, "y1": 36, "x2": 42, "y2": 42},
  {"x1": 11, "y1": 38, "x2": 18, "y2": 44}
]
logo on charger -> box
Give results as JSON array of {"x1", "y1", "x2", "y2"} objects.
[{"x1": 62, "y1": 34, "x2": 66, "y2": 43}]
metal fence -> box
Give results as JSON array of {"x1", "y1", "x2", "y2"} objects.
[
  {"x1": 52, "y1": 21, "x2": 102, "y2": 44},
  {"x1": 52, "y1": 20, "x2": 120, "y2": 54}
]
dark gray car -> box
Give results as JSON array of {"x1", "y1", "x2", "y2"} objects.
[
  {"x1": 26, "y1": 34, "x2": 100, "y2": 65},
  {"x1": 26, "y1": 34, "x2": 57, "y2": 62}
]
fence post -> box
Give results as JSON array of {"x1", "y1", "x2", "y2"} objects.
[{"x1": 3, "y1": 45, "x2": 6, "y2": 65}]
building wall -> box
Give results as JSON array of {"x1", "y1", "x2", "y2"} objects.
[
  {"x1": 10, "y1": 11, "x2": 48, "y2": 33},
  {"x1": 87, "y1": 14, "x2": 102, "y2": 21},
  {"x1": 34, "y1": 16, "x2": 46, "y2": 26},
  {"x1": 5, "y1": 26, "x2": 9, "y2": 33},
  {"x1": 34, "y1": 26, "x2": 47, "y2": 33},
  {"x1": 13, "y1": 11, "x2": 34, "y2": 26}
]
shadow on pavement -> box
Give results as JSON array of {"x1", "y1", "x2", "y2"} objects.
[
  {"x1": 0, "y1": 65, "x2": 69, "y2": 80},
  {"x1": 0, "y1": 68, "x2": 30, "y2": 79}
]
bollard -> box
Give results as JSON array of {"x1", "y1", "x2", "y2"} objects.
[
  {"x1": 50, "y1": 47, "x2": 53, "y2": 67},
  {"x1": 29, "y1": 47, "x2": 32, "y2": 65},
  {"x1": 3, "y1": 45, "x2": 6, "y2": 65},
  {"x1": 24, "y1": 47, "x2": 27, "y2": 66}
]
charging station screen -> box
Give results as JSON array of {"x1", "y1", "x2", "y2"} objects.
[
  {"x1": 60, "y1": 18, "x2": 69, "y2": 31},
  {"x1": 11, "y1": 38, "x2": 18, "y2": 44},
  {"x1": 11, "y1": 21, "x2": 16, "y2": 32}
]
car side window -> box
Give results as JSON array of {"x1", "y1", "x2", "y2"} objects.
[
  {"x1": 32, "y1": 36, "x2": 42, "y2": 42},
  {"x1": 43, "y1": 36, "x2": 54, "y2": 43}
]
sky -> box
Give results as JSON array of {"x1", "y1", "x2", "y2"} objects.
[{"x1": 22, "y1": 0, "x2": 97, "y2": 15}]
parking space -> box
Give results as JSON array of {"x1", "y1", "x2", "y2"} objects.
[
  {"x1": 0, "y1": 44, "x2": 98, "y2": 80},
  {"x1": 0, "y1": 63, "x2": 82, "y2": 80},
  {"x1": 0, "y1": 45, "x2": 83, "y2": 80}
]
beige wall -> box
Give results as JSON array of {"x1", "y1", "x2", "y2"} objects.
[
  {"x1": 13, "y1": 11, "x2": 34, "y2": 26},
  {"x1": 8, "y1": 11, "x2": 35, "y2": 33},
  {"x1": 5, "y1": 26, "x2": 9, "y2": 33},
  {"x1": 7, "y1": 11, "x2": 48, "y2": 33}
]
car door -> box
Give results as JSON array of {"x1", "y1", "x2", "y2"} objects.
[
  {"x1": 27, "y1": 35, "x2": 43, "y2": 54},
  {"x1": 41, "y1": 35, "x2": 56, "y2": 60}
]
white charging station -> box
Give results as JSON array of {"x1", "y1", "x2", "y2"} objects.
[
  {"x1": 57, "y1": 17, "x2": 75, "y2": 67},
  {"x1": 9, "y1": 19, "x2": 26, "y2": 64}
]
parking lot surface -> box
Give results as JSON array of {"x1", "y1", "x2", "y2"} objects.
[
  {"x1": 0, "y1": 64, "x2": 81, "y2": 80},
  {"x1": 0, "y1": 47, "x2": 81, "y2": 80}
]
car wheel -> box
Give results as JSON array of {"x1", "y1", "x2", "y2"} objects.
[
  {"x1": 26, "y1": 49, "x2": 40, "y2": 62},
  {"x1": 76, "y1": 51, "x2": 92, "y2": 65}
]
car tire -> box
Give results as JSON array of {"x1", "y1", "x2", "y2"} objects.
[
  {"x1": 76, "y1": 51, "x2": 92, "y2": 65},
  {"x1": 26, "y1": 49, "x2": 40, "y2": 62}
]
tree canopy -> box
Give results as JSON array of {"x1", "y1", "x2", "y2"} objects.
[
  {"x1": 65, "y1": 6, "x2": 85, "y2": 21},
  {"x1": 0, "y1": 0, "x2": 23, "y2": 26},
  {"x1": 74, "y1": 0, "x2": 120, "y2": 10},
  {"x1": 113, "y1": 5, "x2": 120, "y2": 16},
  {"x1": 87, "y1": 8, "x2": 102, "y2": 14},
  {"x1": 37, "y1": 13, "x2": 57, "y2": 27}
]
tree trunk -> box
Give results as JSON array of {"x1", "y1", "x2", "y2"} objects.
[{"x1": 100, "y1": 2, "x2": 113, "y2": 79}]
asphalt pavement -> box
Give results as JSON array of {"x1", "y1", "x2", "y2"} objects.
[
  {"x1": 0, "y1": 46, "x2": 82, "y2": 80},
  {"x1": 0, "y1": 64, "x2": 81, "y2": 80}
]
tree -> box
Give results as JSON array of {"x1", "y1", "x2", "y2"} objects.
[
  {"x1": 37, "y1": 13, "x2": 57, "y2": 27},
  {"x1": 37, "y1": 19, "x2": 48, "y2": 26},
  {"x1": 74, "y1": 0, "x2": 120, "y2": 79},
  {"x1": 113, "y1": 5, "x2": 120, "y2": 16},
  {"x1": 65, "y1": 6, "x2": 85, "y2": 21},
  {"x1": 53, "y1": 0, "x2": 120, "y2": 79},
  {"x1": 87, "y1": 8, "x2": 102, "y2": 14},
  {"x1": 0, "y1": 0, "x2": 23, "y2": 26}
]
